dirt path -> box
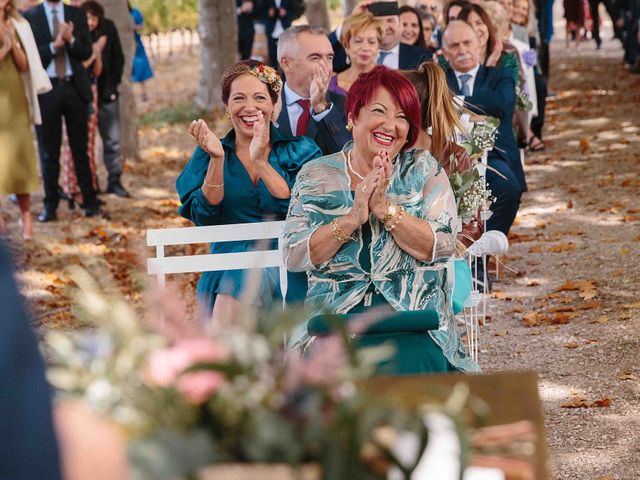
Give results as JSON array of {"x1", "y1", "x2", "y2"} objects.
[
  {"x1": 480, "y1": 28, "x2": 640, "y2": 480},
  {"x1": 2, "y1": 14, "x2": 638, "y2": 480}
]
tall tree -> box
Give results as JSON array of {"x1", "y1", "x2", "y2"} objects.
[
  {"x1": 343, "y1": 0, "x2": 359, "y2": 17},
  {"x1": 196, "y1": 0, "x2": 237, "y2": 111},
  {"x1": 101, "y1": 0, "x2": 138, "y2": 160},
  {"x1": 305, "y1": 0, "x2": 329, "y2": 29}
]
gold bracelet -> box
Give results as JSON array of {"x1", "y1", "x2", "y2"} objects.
[
  {"x1": 331, "y1": 218, "x2": 356, "y2": 243},
  {"x1": 203, "y1": 179, "x2": 224, "y2": 189},
  {"x1": 385, "y1": 205, "x2": 405, "y2": 232}
]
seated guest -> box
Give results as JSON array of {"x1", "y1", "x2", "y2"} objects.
[
  {"x1": 277, "y1": 25, "x2": 351, "y2": 155},
  {"x1": 331, "y1": 1, "x2": 433, "y2": 73},
  {"x1": 329, "y1": 11, "x2": 382, "y2": 96},
  {"x1": 442, "y1": 20, "x2": 525, "y2": 235},
  {"x1": 413, "y1": 0, "x2": 444, "y2": 46},
  {"x1": 283, "y1": 66, "x2": 478, "y2": 375},
  {"x1": 443, "y1": 0, "x2": 471, "y2": 25},
  {"x1": 399, "y1": 5, "x2": 429, "y2": 48},
  {"x1": 420, "y1": 11, "x2": 439, "y2": 48},
  {"x1": 176, "y1": 60, "x2": 321, "y2": 319}
]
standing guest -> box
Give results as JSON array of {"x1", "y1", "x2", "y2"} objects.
[
  {"x1": 563, "y1": 0, "x2": 584, "y2": 47},
  {"x1": 176, "y1": 60, "x2": 321, "y2": 318},
  {"x1": 442, "y1": 21, "x2": 524, "y2": 235},
  {"x1": 500, "y1": 0, "x2": 529, "y2": 43},
  {"x1": 128, "y1": 1, "x2": 152, "y2": 101},
  {"x1": 264, "y1": 0, "x2": 294, "y2": 67},
  {"x1": 277, "y1": 25, "x2": 352, "y2": 155},
  {"x1": 399, "y1": 5, "x2": 428, "y2": 48},
  {"x1": 0, "y1": 241, "x2": 62, "y2": 480},
  {"x1": 96, "y1": 3, "x2": 127, "y2": 197},
  {"x1": 23, "y1": 0, "x2": 101, "y2": 221},
  {"x1": 421, "y1": 12, "x2": 439, "y2": 48},
  {"x1": 236, "y1": 0, "x2": 255, "y2": 60},
  {"x1": 329, "y1": 11, "x2": 382, "y2": 96},
  {"x1": 0, "y1": 0, "x2": 50, "y2": 239},
  {"x1": 59, "y1": 0, "x2": 104, "y2": 209},
  {"x1": 283, "y1": 66, "x2": 478, "y2": 374}
]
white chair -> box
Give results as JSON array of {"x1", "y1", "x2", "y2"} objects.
[{"x1": 146, "y1": 220, "x2": 289, "y2": 307}]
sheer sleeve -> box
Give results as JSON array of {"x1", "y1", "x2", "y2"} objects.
[
  {"x1": 282, "y1": 164, "x2": 319, "y2": 272},
  {"x1": 421, "y1": 155, "x2": 459, "y2": 262}
]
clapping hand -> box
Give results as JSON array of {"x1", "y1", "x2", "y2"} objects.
[
  {"x1": 249, "y1": 110, "x2": 270, "y2": 165},
  {"x1": 189, "y1": 119, "x2": 224, "y2": 160},
  {"x1": 349, "y1": 168, "x2": 381, "y2": 225},
  {"x1": 369, "y1": 151, "x2": 393, "y2": 218},
  {"x1": 486, "y1": 38, "x2": 503, "y2": 67},
  {"x1": 309, "y1": 62, "x2": 330, "y2": 113}
]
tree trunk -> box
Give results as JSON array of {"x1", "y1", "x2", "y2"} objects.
[
  {"x1": 305, "y1": 0, "x2": 330, "y2": 30},
  {"x1": 196, "y1": 0, "x2": 237, "y2": 111},
  {"x1": 342, "y1": 0, "x2": 359, "y2": 17},
  {"x1": 101, "y1": 0, "x2": 138, "y2": 161}
]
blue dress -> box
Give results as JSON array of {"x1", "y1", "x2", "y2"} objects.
[
  {"x1": 176, "y1": 126, "x2": 322, "y2": 313},
  {"x1": 130, "y1": 8, "x2": 153, "y2": 83}
]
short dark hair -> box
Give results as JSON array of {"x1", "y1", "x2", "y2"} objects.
[{"x1": 81, "y1": 1, "x2": 105, "y2": 30}]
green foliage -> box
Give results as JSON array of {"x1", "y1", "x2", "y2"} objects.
[
  {"x1": 132, "y1": 0, "x2": 199, "y2": 33},
  {"x1": 138, "y1": 102, "x2": 209, "y2": 129}
]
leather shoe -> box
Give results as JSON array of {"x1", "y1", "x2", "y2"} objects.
[
  {"x1": 37, "y1": 208, "x2": 57, "y2": 222},
  {"x1": 84, "y1": 205, "x2": 102, "y2": 218},
  {"x1": 107, "y1": 181, "x2": 130, "y2": 197}
]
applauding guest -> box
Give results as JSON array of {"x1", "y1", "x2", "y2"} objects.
[
  {"x1": 23, "y1": 0, "x2": 101, "y2": 221},
  {"x1": 329, "y1": 11, "x2": 382, "y2": 96},
  {"x1": 442, "y1": 21, "x2": 524, "y2": 236},
  {"x1": 277, "y1": 25, "x2": 351, "y2": 155},
  {"x1": 176, "y1": 61, "x2": 321, "y2": 319},
  {"x1": 284, "y1": 66, "x2": 477, "y2": 374}
]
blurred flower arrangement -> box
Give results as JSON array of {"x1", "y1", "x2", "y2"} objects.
[
  {"x1": 460, "y1": 117, "x2": 500, "y2": 160},
  {"x1": 44, "y1": 270, "x2": 490, "y2": 480},
  {"x1": 516, "y1": 86, "x2": 534, "y2": 112}
]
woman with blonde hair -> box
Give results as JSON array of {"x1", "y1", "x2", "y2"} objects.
[
  {"x1": 0, "y1": 0, "x2": 50, "y2": 240},
  {"x1": 328, "y1": 11, "x2": 382, "y2": 96}
]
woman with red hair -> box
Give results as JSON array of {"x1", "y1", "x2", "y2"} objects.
[{"x1": 284, "y1": 66, "x2": 478, "y2": 375}]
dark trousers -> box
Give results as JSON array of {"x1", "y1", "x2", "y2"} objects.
[
  {"x1": 239, "y1": 33, "x2": 254, "y2": 60},
  {"x1": 486, "y1": 158, "x2": 523, "y2": 236},
  {"x1": 531, "y1": 69, "x2": 548, "y2": 139},
  {"x1": 36, "y1": 81, "x2": 97, "y2": 210},
  {"x1": 97, "y1": 99, "x2": 122, "y2": 185},
  {"x1": 589, "y1": 0, "x2": 619, "y2": 43},
  {"x1": 267, "y1": 36, "x2": 279, "y2": 67}
]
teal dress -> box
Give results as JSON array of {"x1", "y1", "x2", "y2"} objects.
[
  {"x1": 284, "y1": 142, "x2": 479, "y2": 373},
  {"x1": 176, "y1": 126, "x2": 322, "y2": 312}
]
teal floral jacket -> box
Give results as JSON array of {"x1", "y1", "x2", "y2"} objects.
[{"x1": 283, "y1": 142, "x2": 479, "y2": 372}]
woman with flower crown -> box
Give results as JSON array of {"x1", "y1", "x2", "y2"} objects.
[{"x1": 176, "y1": 60, "x2": 321, "y2": 322}]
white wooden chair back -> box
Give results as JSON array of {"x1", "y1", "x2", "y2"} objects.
[{"x1": 146, "y1": 221, "x2": 288, "y2": 305}]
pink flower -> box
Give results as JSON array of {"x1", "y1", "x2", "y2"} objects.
[{"x1": 146, "y1": 338, "x2": 228, "y2": 401}]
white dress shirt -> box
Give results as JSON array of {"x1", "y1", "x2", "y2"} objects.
[
  {"x1": 377, "y1": 43, "x2": 400, "y2": 70},
  {"x1": 453, "y1": 64, "x2": 480, "y2": 97},
  {"x1": 283, "y1": 83, "x2": 332, "y2": 135},
  {"x1": 43, "y1": 1, "x2": 73, "y2": 78}
]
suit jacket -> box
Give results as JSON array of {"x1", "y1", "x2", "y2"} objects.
[
  {"x1": 277, "y1": 86, "x2": 352, "y2": 155},
  {"x1": 23, "y1": 3, "x2": 93, "y2": 102},
  {"x1": 96, "y1": 18, "x2": 124, "y2": 105},
  {"x1": 264, "y1": 0, "x2": 294, "y2": 37},
  {"x1": 0, "y1": 241, "x2": 62, "y2": 480},
  {"x1": 330, "y1": 34, "x2": 433, "y2": 73},
  {"x1": 445, "y1": 64, "x2": 526, "y2": 192},
  {"x1": 236, "y1": 0, "x2": 255, "y2": 38}
]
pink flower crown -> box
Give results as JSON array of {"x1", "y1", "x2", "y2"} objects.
[{"x1": 248, "y1": 64, "x2": 283, "y2": 94}]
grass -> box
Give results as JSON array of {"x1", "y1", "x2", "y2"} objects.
[{"x1": 138, "y1": 102, "x2": 212, "y2": 128}]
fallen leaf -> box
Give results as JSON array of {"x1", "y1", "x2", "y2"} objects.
[
  {"x1": 523, "y1": 312, "x2": 543, "y2": 327},
  {"x1": 548, "y1": 305, "x2": 577, "y2": 313},
  {"x1": 567, "y1": 200, "x2": 574, "y2": 209},
  {"x1": 549, "y1": 313, "x2": 573, "y2": 324},
  {"x1": 561, "y1": 396, "x2": 612, "y2": 409},
  {"x1": 493, "y1": 330, "x2": 509, "y2": 337},
  {"x1": 556, "y1": 280, "x2": 596, "y2": 292},
  {"x1": 579, "y1": 137, "x2": 590, "y2": 153},
  {"x1": 529, "y1": 245, "x2": 543, "y2": 253},
  {"x1": 510, "y1": 306, "x2": 524, "y2": 313},
  {"x1": 617, "y1": 370, "x2": 638, "y2": 381},
  {"x1": 622, "y1": 302, "x2": 640, "y2": 309},
  {"x1": 491, "y1": 291, "x2": 511, "y2": 300},
  {"x1": 546, "y1": 326, "x2": 560, "y2": 333},
  {"x1": 548, "y1": 242, "x2": 576, "y2": 253},
  {"x1": 591, "y1": 398, "x2": 612, "y2": 408},
  {"x1": 576, "y1": 301, "x2": 603, "y2": 310},
  {"x1": 523, "y1": 278, "x2": 540, "y2": 287},
  {"x1": 591, "y1": 315, "x2": 609, "y2": 324},
  {"x1": 564, "y1": 342, "x2": 579, "y2": 349},
  {"x1": 579, "y1": 289, "x2": 598, "y2": 300}
]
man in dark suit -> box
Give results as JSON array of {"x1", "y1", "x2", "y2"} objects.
[
  {"x1": 0, "y1": 241, "x2": 62, "y2": 480},
  {"x1": 277, "y1": 25, "x2": 352, "y2": 155},
  {"x1": 264, "y1": 0, "x2": 295, "y2": 67},
  {"x1": 24, "y1": 0, "x2": 101, "y2": 220},
  {"x1": 442, "y1": 20, "x2": 525, "y2": 236},
  {"x1": 236, "y1": 0, "x2": 255, "y2": 60},
  {"x1": 331, "y1": 1, "x2": 434, "y2": 73}
]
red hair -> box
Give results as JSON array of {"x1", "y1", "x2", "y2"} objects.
[{"x1": 345, "y1": 66, "x2": 421, "y2": 149}]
